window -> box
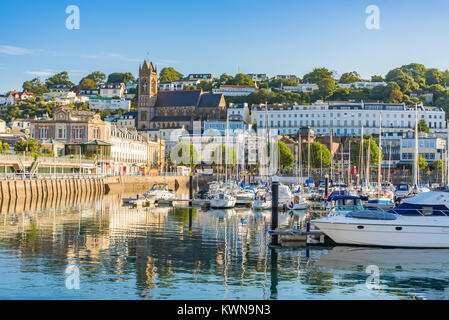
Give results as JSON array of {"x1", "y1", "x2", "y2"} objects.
[
  {"x1": 40, "y1": 128, "x2": 47, "y2": 140},
  {"x1": 57, "y1": 127, "x2": 66, "y2": 139},
  {"x1": 75, "y1": 128, "x2": 83, "y2": 139}
]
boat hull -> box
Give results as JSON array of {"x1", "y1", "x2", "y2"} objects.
[{"x1": 313, "y1": 217, "x2": 449, "y2": 248}]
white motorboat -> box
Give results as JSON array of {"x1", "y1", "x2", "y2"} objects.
[
  {"x1": 278, "y1": 183, "x2": 294, "y2": 207},
  {"x1": 210, "y1": 192, "x2": 236, "y2": 209},
  {"x1": 395, "y1": 183, "x2": 411, "y2": 198},
  {"x1": 233, "y1": 187, "x2": 256, "y2": 203},
  {"x1": 252, "y1": 190, "x2": 272, "y2": 211},
  {"x1": 143, "y1": 183, "x2": 176, "y2": 201},
  {"x1": 313, "y1": 192, "x2": 449, "y2": 248},
  {"x1": 326, "y1": 195, "x2": 364, "y2": 216},
  {"x1": 286, "y1": 195, "x2": 308, "y2": 211},
  {"x1": 364, "y1": 196, "x2": 395, "y2": 211}
]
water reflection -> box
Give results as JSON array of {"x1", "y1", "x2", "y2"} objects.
[{"x1": 0, "y1": 194, "x2": 448, "y2": 299}]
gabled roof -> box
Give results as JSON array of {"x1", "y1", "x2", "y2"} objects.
[
  {"x1": 155, "y1": 90, "x2": 202, "y2": 107},
  {"x1": 198, "y1": 93, "x2": 224, "y2": 108}
]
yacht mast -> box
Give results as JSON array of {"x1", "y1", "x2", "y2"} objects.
[
  {"x1": 347, "y1": 138, "x2": 351, "y2": 186},
  {"x1": 360, "y1": 126, "x2": 364, "y2": 187},
  {"x1": 307, "y1": 128, "x2": 311, "y2": 180},
  {"x1": 330, "y1": 129, "x2": 333, "y2": 183},
  {"x1": 378, "y1": 112, "x2": 382, "y2": 195},
  {"x1": 413, "y1": 104, "x2": 419, "y2": 188},
  {"x1": 388, "y1": 141, "x2": 392, "y2": 184},
  {"x1": 446, "y1": 120, "x2": 449, "y2": 188},
  {"x1": 366, "y1": 138, "x2": 371, "y2": 188}
]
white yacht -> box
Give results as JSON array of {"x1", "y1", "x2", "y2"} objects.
[
  {"x1": 144, "y1": 183, "x2": 176, "y2": 201},
  {"x1": 252, "y1": 190, "x2": 272, "y2": 211},
  {"x1": 210, "y1": 192, "x2": 236, "y2": 209},
  {"x1": 278, "y1": 184, "x2": 294, "y2": 207},
  {"x1": 313, "y1": 192, "x2": 449, "y2": 248}
]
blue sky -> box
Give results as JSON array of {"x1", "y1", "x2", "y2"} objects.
[{"x1": 1, "y1": 0, "x2": 449, "y2": 93}]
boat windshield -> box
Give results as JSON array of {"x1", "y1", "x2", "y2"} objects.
[
  {"x1": 151, "y1": 184, "x2": 168, "y2": 191},
  {"x1": 397, "y1": 184, "x2": 409, "y2": 191}
]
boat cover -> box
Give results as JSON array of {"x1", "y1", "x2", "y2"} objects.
[{"x1": 346, "y1": 210, "x2": 398, "y2": 220}]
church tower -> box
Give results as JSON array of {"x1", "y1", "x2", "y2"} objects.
[{"x1": 137, "y1": 60, "x2": 158, "y2": 129}]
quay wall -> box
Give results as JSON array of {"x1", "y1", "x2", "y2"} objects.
[
  {"x1": 0, "y1": 175, "x2": 215, "y2": 210},
  {"x1": 103, "y1": 175, "x2": 215, "y2": 195}
]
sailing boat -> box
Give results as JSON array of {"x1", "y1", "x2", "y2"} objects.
[{"x1": 365, "y1": 113, "x2": 394, "y2": 211}]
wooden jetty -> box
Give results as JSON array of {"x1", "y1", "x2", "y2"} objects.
[{"x1": 269, "y1": 228, "x2": 332, "y2": 246}]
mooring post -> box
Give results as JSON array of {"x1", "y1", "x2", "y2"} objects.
[
  {"x1": 189, "y1": 171, "x2": 193, "y2": 208},
  {"x1": 271, "y1": 175, "x2": 279, "y2": 245},
  {"x1": 325, "y1": 174, "x2": 329, "y2": 198}
]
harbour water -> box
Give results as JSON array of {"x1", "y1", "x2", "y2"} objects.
[{"x1": 1, "y1": 193, "x2": 449, "y2": 300}]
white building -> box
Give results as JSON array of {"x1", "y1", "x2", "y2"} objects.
[
  {"x1": 247, "y1": 74, "x2": 268, "y2": 82},
  {"x1": 251, "y1": 102, "x2": 447, "y2": 137},
  {"x1": 283, "y1": 83, "x2": 318, "y2": 93},
  {"x1": 338, "y1": 81, "x2": 387, "y2": 89},
  {"x1": 110, "y1": 125, "x2": 151, "y2": 175},
  {"x1": 213, "y1": 85, "x2": 257, "y2": 96},
  {"x1": 116, "y1": 111, "x2": 138, "y2": 129},
  {"x1": 227, "y1": 103, "x2": 250, "y2": 123},
  {"x1": 0, "y1": 94, "x2": 7, "y2": 105},
  {"x1": 80, "y1": 89, "x2": 100, "y2": 97},
  {"x1": 100, "y1": 83, "x2": 126, "y2": 98},
  {"x1": 158, "y1": 80, "x2": 200, "y2": 91},
  {"x1": 88, "y1": 97, "x2": 131, "y2": 111},
  {"x1": 410, "y1": 92, "x2": 434, "y2": 103},
  {"x1": 185, "y1": 74, "x2": 214, "y2": 82},
  {"x1": 6, "y1": 91, "x2": 34, "y2": 105},
  {"x1": 275, "y1": 75, "x2": 298, "y2": 82},
  {"x1": 43, "y1": 91, "x2": 88, "y2": 104}
]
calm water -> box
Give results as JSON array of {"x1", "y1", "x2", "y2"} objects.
[{"x1": 1, "y1": 193, "x2": 449, "y2": 300}]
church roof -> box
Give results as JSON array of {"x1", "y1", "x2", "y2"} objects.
[
  {"x1": 198, "y1": 93, "x2": 224, "y2": 108},
  {"x1": 155, "y1": 90, "x2": 202, "y2": 107},
  {"x1": 151, "y1": 116, "x2": 194, "y2": 122}
]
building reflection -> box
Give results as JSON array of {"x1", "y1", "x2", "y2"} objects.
[{"x1": 3, "y1": 194, "x2": 449, "y2": 299}]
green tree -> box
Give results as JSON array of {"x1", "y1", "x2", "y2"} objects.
[
  {"x1": 418, "y1": 155, "x2": 428, "y2": 172},
  {"x1": 385, "y1": 68, "x2": 418, "y2": 94},
  {"x1": 80, "y1": 78, "x2": 98, "y2": 89},
  {"x1": 432, "y1": 160, "x2": 444, "y2": 170},
  {"x1": 389, "y1": 89, "x2": 403, "y2": 103},
  {"x1": 45, "y1": 71, "x2": 74, "y2": 88},
  {"x1": 159, "y1": 67, "x2": 183, "y2": 82},
  {"x1": 167, "y1": 142, "x2": 199, "y2": 167},
  {"x1": 351, "y1": 136, "x2": 383, "y2": 167},
  {"x1": 339, "y1": 71, "x2": 362, "y2": 84},
  {"x1": 14, "y1": 140, "x2": 41, "y2": 154},
  {"x1": 303, "y1": 68, "x2": 334, "y2": 83},
  {"x1": 399, "y1": 63, "x2": 427, "y2": 87},
  {"x1": 22, "y1": 78, "x2": 48, "y2": 95},
  {"x1": 107, "y1": 72, "x2": 135, "y2": 84},
  {"x1": 219, "y1": 73, "x2": 234, "y2": 85},
  {"x1": 418, "y1": 119, "x2": 430, "y2": 133},
  {"x1": 371, "y1": 75, "x2": 384, "y2": 82},
  {"x1": 424, "y1": 68, "x2": 443, "y2": 86},
  {"x1": 233, "y1": 73, "x2": 254, "y2": 86},
  {"x1": 197, "y1": 80, "x2": 213, "y2": 92},
  {"x1": 0, "y1": 142, "x2": 11, "y2": 153},
  {"x1": 301, "y1": 142, "x2": 331, "y2": 167},
  {"x1": 278, "y1": 141, "x2": 295, "y2": 169},
  {"x1": 79, "y1": 71, "x2": 106, "y2": 87},
  {"x1": 210, "y1": 144, "x2": 236, "y2": 167},
  {"x1": 316, "y1": 77, "x2": 336, "y2": 100}
]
